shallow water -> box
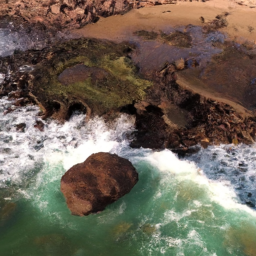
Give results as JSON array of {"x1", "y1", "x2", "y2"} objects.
[
  {"x1": 0, "y1": 21, "x2": 73, "y2": 58},
  {"x1": 0, "y1": 26, "x2": 45, "y2": 57},
  {"x1": 131, "y1": 26, "x2": 224, "y2": 73},
  {"x1": 0, "y1": 98, "x2": 256, "y2": 256}
]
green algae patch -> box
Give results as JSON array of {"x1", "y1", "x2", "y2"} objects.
[{"x1": 30, "y1": 38, "x2": 152, "y2": 120}]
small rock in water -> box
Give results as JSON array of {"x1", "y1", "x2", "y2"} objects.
[
  {"x1": 174, "y1": 58, "x2": 185, "y2": 70},
  {"x1": 61, "y1": 152, "x2": 138, "y2": 216},
  {"x1": 245, "y1": 201, "x2": 255, "y2": 207},
  {"x1": 200, "y1": 138, "x2": 210, "y2": 148},
  {"x1": 34, "y1": 120, "x2": 44, "y2": 132},
  {"x1": 2, "y1": 135, "x2": 12, "y2": 143},
  {"x1": 16, "y1": 123, "x2": 26, "y2": 132},
  {"x1": 33, "y1": 143, "x2": 44, "y2": 151},
  {"x1": 113, "y1": 222, "x2": 132, "y2": 236}
]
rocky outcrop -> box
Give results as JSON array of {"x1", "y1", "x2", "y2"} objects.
[
  {"x1": 0, "y1": 0, "x2": 133, "y2": 30},
  {"x1": 0, "y1": 38, "x2": 151, "y2": 121},
  {"x1": 60, "y1": 152, "x2": 138, "y2": 216},
  {"x1": 1, "y1": 34, "x2": 256, "y2": 153},
  {"x1": 131, "y1": 41, "x2": 256, "y2": 154}
]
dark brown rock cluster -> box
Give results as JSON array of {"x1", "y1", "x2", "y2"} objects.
[
  {"x1": 131, "y1": 51, "x2": 256, "y2": 154},
  {"x1": 202, "y1": 12, "x2": 229, "y2": 33},
  {"x1": 0, "y1": 0, "x2": 133, "y2": 30},
  {"x1": 132, "y1": 85, "x2": 256, "y2": 153},
  {"x1": 60, "y1": 152, "x2": 138, "y2": 216}
]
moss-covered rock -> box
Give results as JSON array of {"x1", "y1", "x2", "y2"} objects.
[{"x1": 29, "y1": 38, "x2": 152, "y2": 121}]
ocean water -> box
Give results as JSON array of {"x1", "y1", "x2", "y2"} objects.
[{"x1": 0, "y1": 97, "x2": 256, "y2": 256}]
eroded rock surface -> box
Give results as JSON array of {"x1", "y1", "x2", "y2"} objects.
[
  {"x1": 1, "y1": 32, "x2": 256, "y2": 153},
  {"x1": 60, "y1": 152, "x2": 138, "y2": 216},
  {"x1": 0, "y1": 38, "x2": 151, "y2": 121},
  {"x1": 131, "y1": 41, "x2": 256, "y2": 154},
  {"x1": 0, "y1": 0, "x2": 133, "y2": 30}
]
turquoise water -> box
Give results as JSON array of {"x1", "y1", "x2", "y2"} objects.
[
  {"x1": 0, "y1": 99, "x2": 256, "y2": 256},
  {"x1": 1, "y1": 151, "x2": 256, "y2": 256}
]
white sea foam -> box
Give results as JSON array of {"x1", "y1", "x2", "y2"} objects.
[
  {"x1": 1, "y1": 96, "x2": 256, "y2": 218},
  {"x1": 144, "y1": 149, "x2": 256, "y2": 216},
  {"x1": 0, "y1": 97, "x2": 135, "y2": 188},
  {"x1": 1, "y1": 96, "x2": 256, "y2": 219},
  {"x1": 188, "y1": 145, "x2": 256, "y2": 212}
]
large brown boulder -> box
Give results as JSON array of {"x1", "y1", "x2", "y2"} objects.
[{"x1": 60, "y1": 152, "x2": 138, "y2": 216}]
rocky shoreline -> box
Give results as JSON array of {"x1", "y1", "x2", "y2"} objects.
[
  {"x1": 1, "y1": 1, "x2": 256, "y2": 155},
  {"x1": 1, "y1": 37, "x2": 256, "y2": 156}
]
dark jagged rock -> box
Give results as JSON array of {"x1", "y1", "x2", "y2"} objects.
[
  {"x1": 128, "y1": 39, "x2": 256, "y2": 153},
  {"x1": 131, "y1": 73, "x2": 256, "y2": 153},
  {"x1": 0, "y1": 0, "x2": 186, "y2": 32},
  {"x1": 60, "y1": 152, "x2": 138, "y2": 216},
  {"x1": 130, "y1": 105, "x2": 169, "y2": 149}
]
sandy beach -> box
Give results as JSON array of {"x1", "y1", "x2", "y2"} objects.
[{"x1": 73, "y1": 0, "x2": 256, "y2": 43}]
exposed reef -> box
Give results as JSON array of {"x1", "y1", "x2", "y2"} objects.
[
  {"x1": 1, "y1": 33, "x2": 256, "y2": 154},
  {"x1": 0, "y1": 38, "x2": 151, "y2": 121}
]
